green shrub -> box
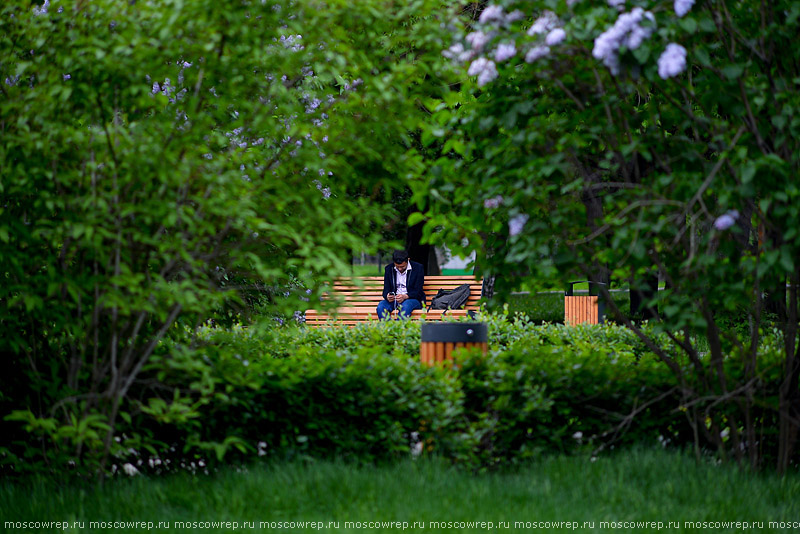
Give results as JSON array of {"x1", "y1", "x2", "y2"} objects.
[{"x1": 3, "y1": 315, "x2": 789, "y2": 477}]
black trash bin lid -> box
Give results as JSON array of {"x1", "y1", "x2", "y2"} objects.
[{"x1": 421, "y1": 322, "x2": 488, "y2": 343}]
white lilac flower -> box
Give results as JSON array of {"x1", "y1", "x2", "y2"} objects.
[
  {"x1": 528, "y1": 11, "x2": 559, "y2": 36},
  {"x1": 525, "y1": 45, "x2": 551, "y2": 63},
  {"x1": 674, "y1": 0, "x2": 695, "y2": 17},
  {"x1": 63, "y1": 74, "x2": 71, "y2": 81},
  {"x1": 592, "y1": 7, "x2": 655, "y2": 75},
  {"x1": 608, "y1": 0, "x2": 625, "y2": 8},
  {"x1": 657, "y1": 43, "x2": 687, "y2": 79},
  {"x1": 151, "y1": 82, "x2": 160, "y2": 94},
  {"x1": 494, "y1": 43, "x2": 517, "y2": 62},
  {"x1": 465, "y1": 31, "x2": 491, "y2": 51},
  {"x1": 713, "y1": 210, "x2": 739, "y2": 231},
  {"x1": 545, "y1": 28, "x2": 567, "y2": 45},
  {"x1": 479, "y1": 5, "x2": 504, "y2": 24},
  {"x1": 467, "y1": 58, "x2": 498, "y2": 87},
  {"x1": 483, "y1": 195, "x2": 504, "y2": 209},
  {"x1": 509, "y1": 214, "x2": 529, "y2": 237},
  {"x1": 122, "y1": 463, "x2": 139, "y2": 476}
]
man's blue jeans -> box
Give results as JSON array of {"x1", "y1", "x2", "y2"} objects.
[{"x1": 377, "y1": 298, "x2": 422, "y2": 320}]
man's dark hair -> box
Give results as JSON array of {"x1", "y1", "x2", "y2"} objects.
[{"x1": 392, "y1": 250, "x2": 409, "y2": 264}]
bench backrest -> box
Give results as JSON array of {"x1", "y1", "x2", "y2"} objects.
[
  {"x1": 305, "y1": 275, "x2": 483, "y2": 326},
  {"x1": 330, "y1": 275, "x2": 483, "y2": 308}
]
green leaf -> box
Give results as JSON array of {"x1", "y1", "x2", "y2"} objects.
[{"x1": 721, "y1": 65, "x2": 744, "y2": 80}]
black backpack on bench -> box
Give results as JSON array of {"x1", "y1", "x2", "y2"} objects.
[{"x1": 429, "y1": 283, "x2": 471, "y2": 311}]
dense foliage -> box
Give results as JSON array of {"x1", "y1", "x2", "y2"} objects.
[
  {"x1": 3, "y1": 317, "x2": 789, "y2": 477},
  {"x1": 0, "y1": 0, "x2": 448, "y2": 474},
  {"x1": 416, "y1": 0, "x2": 800, "y2": 470}
]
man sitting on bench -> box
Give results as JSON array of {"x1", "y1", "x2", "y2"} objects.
[{"x1": 377, "y1": 250, "x2": 426, "y2": 320}]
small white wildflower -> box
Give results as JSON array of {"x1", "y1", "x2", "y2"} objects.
[
  {"x1": 545, "y1": 28, "x2": 567, "y2": 46},
  {"x1": 525, "y1": 45, "x2": 551, "y2": 63},
  {"x1": 479, "y1": 5, "x2": 504, "y2": 24},
  {"x1": 494, "y1": 43, "x2": 517, "y2": 62},
  {"x1": 674, "y1": 0, "x2": 695, "y2": 17},
  {"x1": 33, "y1": 0, "x2": 49, "y2": 15},
  {"x1": 509, "y1": 214, "x2": 529, "y2": 236},
  {"x1": 608, "y1": 0, "x2": 625, "y2": 8},
  {"x1": 572, "y1": 431, "x2": 583, "y2": 440},
  {"x1": 63, "y1": 74, "x2": 71, "y2": 81},
  {"x1": 657, "y1": 43, "x2": 687, "y2": 79}
]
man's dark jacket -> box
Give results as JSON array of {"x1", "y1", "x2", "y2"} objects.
[{"x1": 382, "y1": 261, "x2": 426, "y2": 303}]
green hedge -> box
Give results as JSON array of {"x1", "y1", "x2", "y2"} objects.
[
  {"x1": 119, "y1": 319, "x2": 684, "y2": 470},
  {"x1": 2, "y1": 317, "x2": 787, "y2": 476}
]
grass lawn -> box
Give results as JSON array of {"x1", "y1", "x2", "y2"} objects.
[{"x1": 2, "y1": 448, "x2": 798, "y2": 533}]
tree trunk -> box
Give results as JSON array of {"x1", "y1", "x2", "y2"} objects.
[
  {"x1": 630, "y1": 271, "x2": 659, "y2": 321},
  {"x1": 406, "y1": 216, "x2": 440, "y2": 276}
]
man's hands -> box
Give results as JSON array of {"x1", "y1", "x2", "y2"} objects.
[{"x1": 387, "y1": 294, "x2": 408, "y2": 303}]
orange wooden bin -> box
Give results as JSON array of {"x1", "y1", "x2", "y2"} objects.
[
  {"x1": 420, "y1": 323, "x2": 487, "y2": 366},
  {"x1": 564, "y1": 281, "x2": 606, "y2": 325}
]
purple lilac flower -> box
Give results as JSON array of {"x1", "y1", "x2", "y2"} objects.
[
  {"x1": 593, "y1": 7, "x2": 655, "y2": 75},
  {"x1": 509, "y1": 214, "x2": 529, "y2": 236},
  {"x1": 528, "y1": 11, "x2": 559, "y2": 36},
  {"x1": 525, "y1": 46, "x2": 550, "y2": 63},
  {"x1": 545, "y1": 28, "x2": 567, "y2": 46},
  {"x1": 484, "y1": 195, "x2": 504, "y2": 209},
  {"x1": 468, "y1": 58, "x2": 498, "y2": 87},
  {"x1": 466, "y1": 31, "x2": 491, "y2": 51},
  {"x1": 494, "y1": 43, "x2": 517, "y2": 62},
  {"x1": 674, "y1": 0, "x2": 695, "y2": 17},
  {"x1": 505, "y1": 10, "x2": 524, "y2": 23},
  {"x1": 657, "y1": 43, "x2": 687, "y2": 79},
  {"x1": 713, "y1": 210, "x2": 739, "y2": 231},
  {"x1": 479, "y1": 5, "x2": 504, "y2": 24}
]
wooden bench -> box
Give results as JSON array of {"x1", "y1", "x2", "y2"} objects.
[{"x1": 305, "y1": 275, "x2": 484, "y2": 327}]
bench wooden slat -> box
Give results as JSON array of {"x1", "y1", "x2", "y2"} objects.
[{"x1": 306, "y1": 275, "x2": 482, "y2": 327}]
